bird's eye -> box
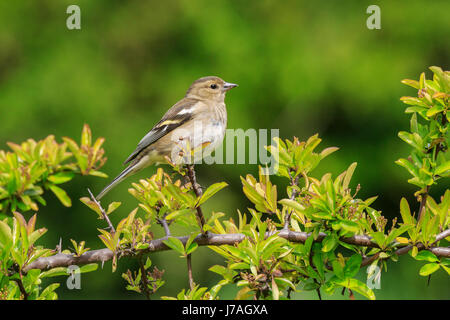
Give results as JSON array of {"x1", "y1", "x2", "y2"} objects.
[{"x1": 210, "y1": 84, "x2": 218, "y2": 89}]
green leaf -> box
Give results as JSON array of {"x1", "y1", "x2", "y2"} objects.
[
  {"x1": 303, "y1": 280, "x2": 321, "y2": 291},
  {"x1": 47, "y1": 172, "x2": 75, "y2": 184},
  {"x1": 163, "y1": 237, "x2": 185, "y2": 255},
  {"x1": 39, "y1": 267, "x2": 69, "y2": 278},
  {"x1": 80, "y1": 197, "x2": 102, "y2": 217},
  {"x1": 229, "y1": 262, "x2": 250, "y2": 270},
  {"x1": 80, "y1": 263, "x2": 98, "y2": 273},
  {"x1": 322, "y1": 235, "x2": 338, "y2": 252},
  {"x1": 332, "y1": 260, "x2": 344, "y2": 279},
  {"x1": 135, "y1": 243, "x2": 149, "y2": 250},
  {"x1": 441, "y1": 265, "x2": 450, "y2": 276},
  {"x1": 165, "y1": 208, "x2": 192, "y2": 220},
  {"x1": 371, "y1": 232, "x2": 386, "y2": 248},
  {"x1": 278, "y1": 199, "x2": 305, "y2": 212},
  {"x1": 320, "y1": 147, "x2": 339, "y2": 159},
  {"x1": 226, "y1": 245, "x2": 251, "y2": 263},
  {"x1": 106, "y1": 202, "x2": 121, "y2": 215},
  {"x1": 0, "y1": 220, "x2": 12, "y2": 247},
  {"x1": 334, "y1": 278, "x2": 375, "y2": 300},
  {"x1": 272, "y1": 277, "x2": 279, "y2": 300},
  {"x1": 400, "y1": 198, "x2": 413, "y2": 225},
  {"x1": 398, "y1": 131, "x2": 421, "y2": 150},
  {"x1": 400, "y1": 96, "x2": 428, "y2": 107},
  {"x1": 144, "y1": 257, "x2": 152, "y2": 269},
  {"x1": 89, "y1": 170, "x2": 108, "y2": 178},
  {"x1": 419, "y1": 263, "x2": 440, "y2": 276},
  {"x1": 339, "y1": 220, "x2": 359, "y2": 234},
  {"x1": 385, "y1": 224, "x2": 414, "y2": 246},
  {"x1": 241, "y1": 177, "x2": 265, "y2": 205},
  {"x1": 395, "y1": 158, "x2": 418, "y2": 178},
  {"x1": 401, "y1": 79, "x2": 420, "y2": 89},
  {"x1": 312, "y1": 250, "x2": 324, "y2": 279},
  {"x1": 28, "y1": 228, "x2": 47, "y2": 246},
  {"x1": 49, "y1": 185, "x2": 72, "y2": 207},
  {"x1": 81, "y1": 124, "x2": 92, "y2": 146},
  {"x1": 39, "y1": 283, "x2": 60, "y2": 300},
  {"x1": 435, "y1": 161, "x2": 450, "y2": 176},
  {"x1": 342, "y1": 162, "x2": 357, "y2": 191},
  {"x1": 426, "y1": 104, "x2": 444, "y2": 117},
  {"x1": 410, "y1": 113, "x2": 418, "y2": 133},
  {"x1": 414, "y1": 251, "x2": 439, "y2": 263},
  {"x1": 209, "y1": 265, "x2": 228, "y2": 277},
  {"x1": 344, "y1": 254, "x2": 362, "y2": 278},
  {"x1": 185, "y1": 233, "x2": 199, "y2": 255},
  {"x1": 196, "y1": 182, "x2": 228, "y2": 207}
]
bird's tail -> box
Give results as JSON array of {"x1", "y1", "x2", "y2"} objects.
[{"x1": 96, "y1": 164, "x2": 136, "y2": 200}]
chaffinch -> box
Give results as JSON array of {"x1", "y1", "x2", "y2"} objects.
[{"x1": 96, "y1": 76, "x2": 238, "y2": 200}]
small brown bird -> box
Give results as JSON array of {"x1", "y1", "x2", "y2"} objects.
[{"x1": 96, "y1": 76, "x2": 238, "y2": 200}]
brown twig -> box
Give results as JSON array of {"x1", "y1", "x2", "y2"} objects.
[
  {"x1": 431, "y1": 228, "x2": 450, "y2": 246},
  {"x1": 186, "y1": 164, "x2": 206, "y2": 235},
  {"x1": 187, "y1": 254, "x2": 194, "y2": 291},
  {"x1": 88, "y1": 188, "x2": 115, "y2": 233},
  {"x1": 417, "y1": 186, "x2": 429, "y2": 221},
  {"x1": 14, "y1": 275, "x2": 28, "y2": 300},
  {"x1": 315, "y1": 286, "x2": 322, "y2": 300},
  {"x1": 157, "y1": 214, "x2": 171, "y2": 237},
  {"x1": 138, "y1": 255, "x2": 152, "y2": 300},
  {"x1": 283, "y1": 171, "x2": 300, "y2": 230}
]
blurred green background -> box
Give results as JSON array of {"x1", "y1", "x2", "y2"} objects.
[{"x1": 0, "y1": 0, "x2": 448, "y2": 299}]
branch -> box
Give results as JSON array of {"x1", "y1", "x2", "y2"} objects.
[
  {"x1": 13, "y1": 276, "x2": 28, "y2": 300},
  {"x1": 23, "y1": 229, "x2": 450, "y2": 272},
  {"x1": 187, "y1": 254, "x2": 194, "y2": 291},
  {"x1": 87, "y1": 188, "x2": 115, "y2": 233},
  {"x1": 417, "y1": 186, "x2": 429, "y2": 221},
  {"x1": 156, "y1": 214, "x2": 171, "y2": 237},
  {"x1": 138, "y1": 255, "x2": 151, "y2": 300},
  {"x1": 362, "y1": 228, "x2": 450, "y2": 267},
  {"x1": 283, "y1": 172, "x2": 300, "y2": 230},
  {"x1": 186, "y1": 164, "x2": 206, "y2": 235}
]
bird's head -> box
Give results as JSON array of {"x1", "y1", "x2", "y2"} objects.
[{"x1": 185, "y1": 76, "x2": 238, "y2": 102}]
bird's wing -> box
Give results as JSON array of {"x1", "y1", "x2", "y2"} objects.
[{"x1": 123, "y1": 99, "x2": 199, "y2": 165}]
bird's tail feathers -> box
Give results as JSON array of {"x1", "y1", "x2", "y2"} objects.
[{"x1": 96, "y1": 165, "x2": 135, "y2": 200}]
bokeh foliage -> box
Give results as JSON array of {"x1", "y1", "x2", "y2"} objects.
[{"x1": 0, "y1": 0, "x2": 449, "y2": 299}]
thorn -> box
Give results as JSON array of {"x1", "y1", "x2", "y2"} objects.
[{"x1": 55, "y1": 237, "x2": 62, "y2": 254}]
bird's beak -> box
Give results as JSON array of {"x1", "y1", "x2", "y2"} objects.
[{"x1": 223, "y1": 82, "x2": 238, "y2": 91}]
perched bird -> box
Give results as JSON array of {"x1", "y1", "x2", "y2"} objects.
[{"x1": 96, "y1": 76, "x2": 238, "y2": 200}]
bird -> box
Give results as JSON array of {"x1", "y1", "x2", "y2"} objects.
[{"x1": 96, "y1": 76, "x2": 238, "y2": 200}]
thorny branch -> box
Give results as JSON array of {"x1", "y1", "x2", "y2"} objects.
[
  {"x1": 88, "y1": 188, "x2": 115, "y2": 233},
  {"x1": 23, "y1": 228, "x2": 450, "y2": 273}
]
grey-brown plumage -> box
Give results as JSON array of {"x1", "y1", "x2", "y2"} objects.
[{"x1": 96, "y1": 76, "x2": 237, "y2": 200}]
